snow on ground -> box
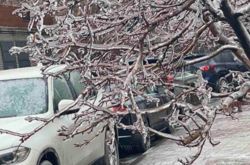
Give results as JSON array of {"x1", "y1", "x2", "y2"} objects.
[{"x1": 133, "y1": 104, "x2": 250, "y2": 165}]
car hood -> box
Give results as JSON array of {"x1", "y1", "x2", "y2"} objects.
[{"x1": 0, "y1": 114, "x2": 49, "y2": 150}]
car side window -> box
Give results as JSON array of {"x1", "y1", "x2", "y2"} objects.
[
  {"x1": 138, "y1": 101, "x2": 146, "y2": 109},
  {"x1": 136, "y1": 84, "x2": 148, "y2": 94},
  {"x1": 157, "y1": 86, "x2": 165, "y2": 94},
  {"x1": 212, "y1": 53, "x2": 224, "y2": 62},
  {"x1": 221, "y1": 52, "x2": 234, "y2": 62},
  {"x1": 65, "y1": 70, "x2": 85, "y2": 97},
  {"x1": 53, "y1": 76, "x2": 74, "y2": 111}
]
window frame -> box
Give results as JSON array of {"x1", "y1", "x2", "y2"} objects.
[
  {"x1": 52, "y1": 75, "x2": 75, "y2": 112},
  {"x1": 22, "y1": 12, "x2": 31, "y2": 22},
  {"x1": 64, "y1": 70, "x2": 85, "y2": 98},
  {"x1": 64, "y1": 71, "x2": 98, "y2": 99}
]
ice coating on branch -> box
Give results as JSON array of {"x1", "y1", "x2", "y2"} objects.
[{"x1": 4, "y1": 0, "x2": 250, "y2": 164}]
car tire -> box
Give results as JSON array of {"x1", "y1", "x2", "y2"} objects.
[
  {"x1": 104, "y1": 130, "x2": 120, "y2": 165},
  {"x1": 40, "y1": 160, "x2": 53, "y2": 165},
  {"x1": 136, "y1": 120, "x2": 151, "y2": 153},
  {"x1": 217, "y1": 77, "x2": 229, "y2": 93}
]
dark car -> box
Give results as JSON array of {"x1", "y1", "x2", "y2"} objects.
[
  {"x1": 185, "y1": 50, "x2": 248, "y2": 93},
  {"x1": 115, "y1": 86, "x2": 173, "y2": 152},
  {"x1": 114, "y1": 59, "x2": 174, "y2": 152}
]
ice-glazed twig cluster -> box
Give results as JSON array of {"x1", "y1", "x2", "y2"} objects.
[{"x1": 0, "y1": 0, "x2": 249, "y2": 164}]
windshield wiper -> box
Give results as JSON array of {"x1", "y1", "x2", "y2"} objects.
[{"x1": 0, "y1": 115, "x2": 17, "y2": 118}]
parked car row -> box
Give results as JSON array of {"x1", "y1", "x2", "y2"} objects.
[
  {"x1": 0, "y1": 61, "x2": 179, "y2": 165},
  {"x1": 116, "y1": 58, "x2": 199, "y2": 152},
  {"x1": 184, "y1": 50, "x2": 248, "y2": 93},
  {"x1": 2, "y1": 50, "x2": 242, "y2": 165}
]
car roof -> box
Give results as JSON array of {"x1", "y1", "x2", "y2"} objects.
[
  {"x1": 184, "y1": 54, "x2": 206, "y2": 60},
  {"x1": 128, "y1": 58, "x2": 158, "y2": 65},
  {"x1": 0, "y1": 65, "x2": 67, "y2": 81},
  {"x1": 184, "y1": 50, "x2": 234, "y2": 60}
]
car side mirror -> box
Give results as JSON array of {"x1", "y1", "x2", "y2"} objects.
[{"x1": 58, "y1": 99, "x2": 80, "y2": 113}]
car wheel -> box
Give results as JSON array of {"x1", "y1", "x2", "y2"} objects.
[
  {"x1": 40, "y1": 160, "x2": 53, "y2": 165},
  {"x1": 104, "y1": 130, "x2": 120, "y2": 165},
  {"x1": 217, "y1": 77, "x2": 229, "y2": 93},
  {"x1": 136, "y1": 121, "x2": 151, "y2": 153}
]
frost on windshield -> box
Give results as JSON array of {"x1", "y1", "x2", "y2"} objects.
[{"x1": 0, "y1": 78, "x2": 46, "y2": 117}]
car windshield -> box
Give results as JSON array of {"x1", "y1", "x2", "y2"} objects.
[{"x1": 0, "y1": 78, "x2": 47, "y2": 118}]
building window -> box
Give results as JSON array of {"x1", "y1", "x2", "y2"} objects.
[
  {"x1": 22, "y1": 12, "x2": 30, "y2": 21},
  {"x1": 0, "y1": 41, "x2": 31, "y2": 70}
]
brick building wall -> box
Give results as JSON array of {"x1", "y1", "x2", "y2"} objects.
[
  {"x1": 0, "y1": 5, "x2": 53, "y2": 70},
  {"x1": 0, "y1": 5, "x2": 53, "y2": 27}
]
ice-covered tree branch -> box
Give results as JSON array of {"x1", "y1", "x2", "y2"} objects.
[{"x1": 0, "y1": 0, "x2": 249, "y2": 164}]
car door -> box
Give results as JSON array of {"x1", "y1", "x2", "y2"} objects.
[
  {"x1": 52, "y1": 75, "x2": 92, "y2": 165},
  {"x1": 231, "y1": 54, "x2": 248, "y2": 72},
  {"x1": 156, "y1": 86, "x2": 171, "y2": 131},
  {"x1": 157, "y1": 86, "x2": 172, "y2": 115},
  {"x1": 237, "y1": 60, "x2": 248, "y2": 72},
  {"x1": 137, "y1": 97, "x2": 147, "y2": 120},
  {"x1": 64, "y1": 70, "x2": 105, "y2": 164},
  {"x1": 145, "y1": 87, "x2": 166, "y2": 131}
]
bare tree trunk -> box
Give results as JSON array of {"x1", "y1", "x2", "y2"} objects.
[{"x1": 221, "y1": 0, "x2": 250, "y2": 61}]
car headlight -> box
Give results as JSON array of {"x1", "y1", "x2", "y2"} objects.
[{"x1": 0, "y1": 147, "x2": 30, "y2": 164}]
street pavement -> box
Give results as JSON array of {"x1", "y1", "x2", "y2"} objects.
[{"x1": 127, "y1": 102, "x2": 250, "y2": 165}]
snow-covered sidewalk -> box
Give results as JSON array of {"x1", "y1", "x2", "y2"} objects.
[{"x1": 133, "y1": 105, "x2": 250, "y2": 165}]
